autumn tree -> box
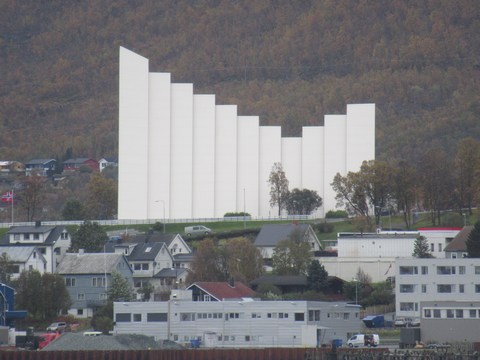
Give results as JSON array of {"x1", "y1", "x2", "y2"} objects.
[
  {"x1": 271, "y1": 228, "x2": 313, "y2": 276},
  {"x1": 224, "y1": 237, "x2": 264, "y2": 283},
  {"x1": 454, "y1": 138, "x2": 480, "y2": 216},
  {"x1": 268, "y1": 162, "x2": 289, "y2": 216},
  {"x1": 18, "y1": 174, "x2": 46, "y2": 222},
  {"x1": 392, "y1": 161, "x2": 418, "y2": 229},
  {"x1": 85, "y1": 172, "x2": 117, "y2": 220},
  {"x1": 70, "y1": 221, "x2": 109, "y2": 253},
  {"x1": 466, "y1": 221, "x2": 480, "y2": 258},
  {"x1": 412, "y1": 235, "x2": 433, "y2": 258},
  {"x1": 62, "y1": 198, "x2": 86, "y2": 220},
  {"x1": 187, "y1": 239, "x2": 226, "y2": 283},
  {"x1": 285, "y1": 188, "x2": 322, "y2": 215}
]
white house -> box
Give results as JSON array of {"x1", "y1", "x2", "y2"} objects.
[
  {"x1": 117, "y1": 46, "x2": 375, "y2": 220},
  {"x1": 113, "y1": 299, "x2": 362, "y2": 348},
  {"x1": 0, "y1": 246, "x2": 46, "y2": 279},
  {"x1": 0, "y1": 224, "x2": 71, "y2": 273}
]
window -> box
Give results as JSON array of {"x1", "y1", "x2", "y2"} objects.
[
  {"x1": 66, "y1": 278, "x2": 76, "y2": 287},
  {"x1": 469, "y1": 310, "x2": 477, "y2": 318},
  {"x1": 400, "y1": 302, "x2": 414, "y2": 311},
  {"x1": 424, "y1": 309, "x2": 431, "y2": 318},
  {"x1": 279, "y1": 313, "x2": 288, "y2": 319},
  {"x1": 61, "y1": 231, "x2": 68, "y2": 240},
  {"x1": 34, "y1": 233, "x2": 40, "y2": 240},
  {"x1": 475, "y1": 266, "x2": 480, "y2": 275},
  {"x1": 433, "y1": 309, "x2": 441, "y2": 318},
  {"x1": 77, "y1": 293, "x2": 85, "y2": 300},
  {"x1": 180, "y1": 313, "x2": 195, "y2": 321},
  {"x1": 430, "y1": 243, "x2": 434, "y2": 252},
  {"x1": 399, "y1": 266, "x2": 418, "y2": 275},
  {"x1": 475, "y1": 285, "x2": 480, "y2": 293},
  {"x1": 116, "y1": 313, "x2": 131, "y2": 322},
  {"x1": 437, "y1": 266, "x2": 455, "y2": 275},
  {"x1": 400, "y1": 284, "x2": 415, "y2": 293},
  {"x1": 245, "y1": 336, "x2": 251, "y2": 342},
  {"x1": 23, "y1": 233, "x2": 30, "y2": 240},
  {"x1": 308, "y1": 310, "x2": 320, "y2": 321},
  {"x1": 14, "y1": 234, "x2": 20, "y2": 241},
  {"x1": 133, "y1": 314, "x2": 142, "y2": 322},
  {"x1": 459, "y1": 284, "x2": 465, "y2": 293},
  {"x1": 77, "y1": 309, "x2": 83, "y2": 316},
  {"x1": 343, "y1": 313, "x2": 350, "y2": 320},
  {"x1": 459, "y1": 266, "x2": 466, "y2": 275},
  {"x1": 294, "y1": 313, "x2": 305, "y2": 321},
  {"x1": 421, "y1": 285, "x2": 427, "y2": 293},
  {"x1": 251, "y1": 313, "x2": 261, "y2": 318},
  {"x1": 147, "y1": 313, "x2": 167, "y2": 322},
  {"x1": 11, "y1": 265, "x2": 19, "y2": 274},
  {"x1": 92, "y1": 277, "x2": 106, "y2": 287},
  {"x1": 456, "y1": 310, "x2": 463, "y2": 318},
  {"x1": 446, "y1": 309, "x2": 454, "y2": 318},
  {"x1": 99, "y1": 293, "x2": 108, "y2": 300},
  {"x1": 438, "y1": 243, "x2": 442, "y2": 252},
  {"x1": 421, "y1": 266, "x2": 428, "y2": 275},
  {"x1": 229, "y1": 313, "x2": 239, "y2": 319},
  {"x1": 437, "y1": 284, "x2": 455, "y2": 293}
]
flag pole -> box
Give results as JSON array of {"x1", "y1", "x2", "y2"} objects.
[{"x1": 11, "y1": 189, "x2": 14, "y2": 225}]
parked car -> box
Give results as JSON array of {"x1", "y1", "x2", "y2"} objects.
[
  {"x1": 184, "y1": 225, "x2": 212, "y2": 237},
  {"x1": 46, "y1": 322, "x2": 67, "y2": 332},
  {"x1": 347, "y1": 334, "x2": 380, "y2": 347}
]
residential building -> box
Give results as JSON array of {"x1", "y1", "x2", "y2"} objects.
[
  {"x1": 63, "y1": 158, "x2": 99, "y2": 172},
  {"x1": 98, "y1": 157, "x2": 118, "y2": 172},
  {"x1": 254, "y1": 223, "x2": 323, "y2": 261},
  {"x1": 0, "y1": 246, "x2": 46, "y2": 279},
  {"x1": 395, "y1": 258, "x2": 480, "y2": 320},
  {"x1": 113, "y1": 299, "x2": 362, "y2": 348},
  {"x1": 420, "y1": 300, "x2": 480, "y2": 343},
  {"x1": 444, "y1": 226, "x2": 471, "y2": 259},
  {"x1": 187, "y1": 281, "x2": 255, "y2": 302},
  {"x1": 56, "y1": 252, "x2": 133, "y2": 318},
  {"x1": 24, "y1": 158, "x2": 56, "y2": 176},
  {"x1": 118, "y1": 46, "x2": 375, "y2": 220},
  {"x1": 0, "y1": 224, "x2": 71, "y2": 272}
]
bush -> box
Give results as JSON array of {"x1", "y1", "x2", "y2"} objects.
[
  {"x1": 224, "y1": 212, "x2": 251, "y2": 217},
  {"x1": 326, "y1": 210, "x2": 348, "y2": 219},
  {"x1": 92, "y1": 316, "x2": 113, "y2": 334}
]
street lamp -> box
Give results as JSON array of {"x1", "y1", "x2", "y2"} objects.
[
  {"x1": 155, "y1": 200, "x2": 166, "y2": 233},
  {"x1": 353, "y1": 278, "x2": 358, "y2": 305}
]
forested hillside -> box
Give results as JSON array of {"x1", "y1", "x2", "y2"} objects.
[{"x1": 1, "y1": 0, "x2": 479, "y2": 165}]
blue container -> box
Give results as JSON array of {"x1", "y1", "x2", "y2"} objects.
[
  {"x1": 332, "y1": 339, "x2": 343, "y2": 349},
  {"x1": 190, "y1": 339, "x2": 201, "y2": 348}
]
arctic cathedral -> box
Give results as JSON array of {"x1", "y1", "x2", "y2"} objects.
[{"x1": 118, "y1": 47, "x2": 375, "y2": 220}]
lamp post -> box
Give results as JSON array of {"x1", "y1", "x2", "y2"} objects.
[
  {"x1": 155, "y1": 200, "x2": 166, "y2": 233},
  {"x1": 353, "y1": 278, "x2": 358, "y2": 305}
]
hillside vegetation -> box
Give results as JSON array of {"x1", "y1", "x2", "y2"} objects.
[{"x1": 1, "y1": 1, "x2": 479, "y2": 165}]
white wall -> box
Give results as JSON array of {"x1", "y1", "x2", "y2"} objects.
[
  {"x1": 170, "y1": 84, "x2": 194, "y2": 219},
  {"x1": 323, "y1": 115, "x2": 347, "y2": 213},
  {"x1": 193, "y1": 95, "x2": 216, "y2": 218},
  {"x1": 214, "y1": 105, "x2": 238, "y2": 217},
  {"x1": 237, "y1": 116, "x2": 260, "y2": 215},
  {"x1": 281, "y1": 138, "x2": 302, "y2": 192},
  {"x1": 258, "y1": 126, "x2": 281, "y2": 217},
  {"x1": 346, "y1": 104, "x2": 375, "y2": 171},
  {"x1": 302, "y1": 126, "x2": 324, "y2": 217},
  {"x1": 148, "y1": 72, "x2": 171, "y2": 219},
  {"x1": 118, "y1": 47, "x2": 149, "y2": 219}
]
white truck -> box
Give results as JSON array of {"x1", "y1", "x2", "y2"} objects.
[{"x1": 347, "y1": 334, "x2": 380, "y2": 347}]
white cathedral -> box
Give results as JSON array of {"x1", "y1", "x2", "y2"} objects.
[{"x1": 118, "y1": 47, "x2": 375, "y2": 220}]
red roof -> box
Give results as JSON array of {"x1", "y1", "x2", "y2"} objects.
[{"x1": 191, "y1": 281, "x2": 255, "y2": 300}]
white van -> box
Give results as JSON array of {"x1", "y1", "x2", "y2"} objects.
[
  {"x1": 184, "y1": 225, "x2": 212, "y2": 237},
  {"x1": 347, "y1": 334, "x2": 380, "y2": 347}
]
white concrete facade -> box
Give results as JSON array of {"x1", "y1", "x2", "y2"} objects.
[
  {"x1": 113, "y1": 300, "x2": 362, "y2": 348},
  {"x1": 118, "y1": 47, "x2": 375, "y2": 220}
]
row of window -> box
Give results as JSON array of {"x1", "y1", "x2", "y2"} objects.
[
  {"x1": 66, "y1": 277, "x2": 107, "y2": 287},
  {"x1": 116, "y1": 310, "x2": 354, "y2": 323},
  {"x1": 423, "y1": 308, "x2": 480, "y2": 319},
  {"x1": 400, "y1": 284, "x2": 480, "y2": 294},
  {"x1": 76, "y1": 293, "x2": 107, "y2": 301},
  {"x1": 11, "y1": 232, "x2": 68, "y2": 241},
  {"x1": 399, "y1": 265, "x2": 480, "y2": 276}
]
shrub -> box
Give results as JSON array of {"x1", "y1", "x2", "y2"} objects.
[{"x1": 326, "y1": 210, "x2": 348, "y2": 219}]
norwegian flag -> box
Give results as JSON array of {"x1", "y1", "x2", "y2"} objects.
[{"x1": 1, "y1": 191, "x2": 14, "y2": 204}]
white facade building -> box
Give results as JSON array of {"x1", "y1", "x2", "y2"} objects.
[
  {"x1": 114, "y1": 300, "x2": 361, "y2": 348},
  {"x1": 396, "y1": 258, "x2": 480, "y2": 320},
  {"x1": 118, "y1": 47, "x2": 375, "y2": 220}
]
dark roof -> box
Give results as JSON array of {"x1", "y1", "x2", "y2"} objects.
[
  {"x1": 188, "y1": 282, "x2": 255, "y2": 300},
  {"x1": 254, "y1": 223, "x2": 310, "y2": 247},
  {"x1": 130, "y1": 232, "x2": 177, "y2": 245},
  {"x1": 127, "y1": 242, "x2": 167, "y2": 261},
  {"x1": 250, "y1": 275, "x2": 307, "y2": 286},
  {"x1": 444, "y1": 226, "x2": 472, "y2": 252},
  {"x1": 173, "y1": 253, "x2": 194, "y2": 261},
  {"x1": 0, "y1": 225, "x2": 67, "y2": 245},
  {"x1": 64, "y1": 158, "x2": 95, "y2": 164}
]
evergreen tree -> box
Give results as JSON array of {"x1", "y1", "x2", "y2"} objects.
[
  {"x1": 108, "y1": 271, "x2": 134, "y2": 302},
  {"x1": 412, "y1": 235, "x2": 433, "y2": 258},
  {"x1": 70, "y1": 221, "x2": 108, "y2": 253},
  {"x1": 306, "y1": 260, "x2": 329, "y2": 292},
  {"x1": 466, "y1": 221, "x2": 480, "y2": 258}
]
